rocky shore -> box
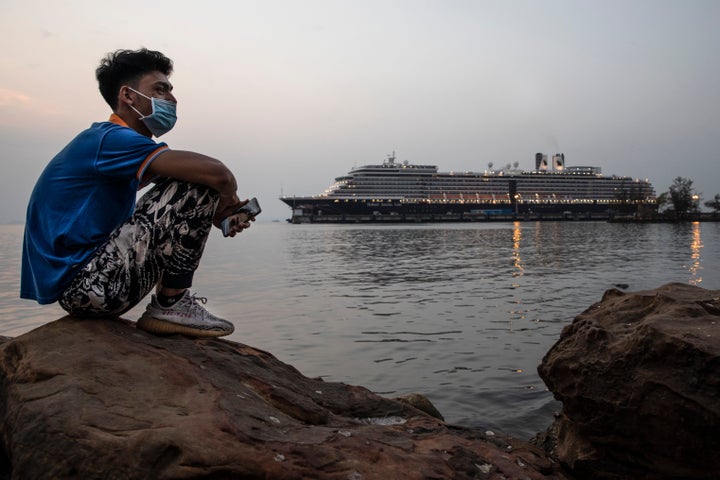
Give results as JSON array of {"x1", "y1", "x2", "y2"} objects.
[
  {"x1": 537, "y1": 283, "x2": 719, "y2": 479},
  {"x1": 0, "y1": 283, "x2": 717, "y2": 479}
]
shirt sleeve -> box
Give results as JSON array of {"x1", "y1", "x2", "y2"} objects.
[{"x1": 94, "y1": 125, "x2": 169, "y2": 179}]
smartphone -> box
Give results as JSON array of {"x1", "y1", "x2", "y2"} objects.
[{"x1": 221, "y1": 197, "x2": 261, "y2": 237}]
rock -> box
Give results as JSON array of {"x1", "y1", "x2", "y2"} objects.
[
  {"x1": 0, "y1": 316, "x2": 569, "y2": 480},
  {"x1": 538, "y1": 283, "x2": 720, "y2": 480},
  {"x1": 392, "y1": 393, "x2": 445, "y2": 421}
]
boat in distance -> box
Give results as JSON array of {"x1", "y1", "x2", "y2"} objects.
[{"x1": 279, "y1": 152, "x2": 657, "y2": 223}]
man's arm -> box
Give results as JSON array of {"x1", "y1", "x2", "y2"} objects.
[
  {"x1": 148, "y1": 150, "x2": 237, "y2": 197},
  {"x1": 147, "y1": 150, "x2": 244, "y2": 228}
]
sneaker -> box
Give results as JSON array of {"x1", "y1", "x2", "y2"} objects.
[{"x1": 137, "y1": 290, "x2": 234, "y2": 337}]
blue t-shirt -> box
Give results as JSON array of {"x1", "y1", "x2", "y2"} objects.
[{"x1": 20, "y1": 116, "x2": 170, "y2": 304}]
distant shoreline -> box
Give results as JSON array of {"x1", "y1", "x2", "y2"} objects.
[{"x1": 283, "y1": 212, "x2": 720, "y2": 224}]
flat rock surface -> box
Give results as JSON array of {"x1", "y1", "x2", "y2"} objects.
[
  {"x1": 538, "y1": 283, "x2": 720, "y2": 480},
  {"x1": 0, "y1": 316, "x2": 569, "y2": 479}
]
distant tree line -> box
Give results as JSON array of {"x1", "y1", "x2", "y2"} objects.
[{"x1": 656, "y1": 177, "x2": 720, "y2": 220}]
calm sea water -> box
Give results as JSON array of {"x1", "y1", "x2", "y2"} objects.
[{"x1": 2, "y1": 221, "x2": 718, "y2": 440}]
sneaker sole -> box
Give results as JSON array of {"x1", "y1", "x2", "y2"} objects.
[{"x1": 136, "y1": 315, "x2": 234, "y2": 338}]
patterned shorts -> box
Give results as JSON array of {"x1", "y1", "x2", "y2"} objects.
[{"x1": 59, "y1": 180, "x2": 218, "y2": 317}]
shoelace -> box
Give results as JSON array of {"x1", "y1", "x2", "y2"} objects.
[
  {"x1": 176, "y1": 293, "x2": 210, "y2": 319},
  {"x1": 189, "y1": 294, "x2": 208, "y2": 305}
]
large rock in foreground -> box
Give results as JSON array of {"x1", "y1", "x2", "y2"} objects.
[
  {"x1": 538, "y1": 283, "x2": 720, "y2": 480},
  {"x1": 0, "y1": 316, "x2": 568, "y2": 479}
]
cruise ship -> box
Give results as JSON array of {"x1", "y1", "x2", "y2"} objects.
[{"x1": 280, "y1": 153, "x2": 657, "y2": 223}]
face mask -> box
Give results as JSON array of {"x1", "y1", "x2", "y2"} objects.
[{"x1": 127, "y1": 87, "x2": 177, "y2": 137}]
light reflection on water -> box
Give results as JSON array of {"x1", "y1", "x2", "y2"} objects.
[
  {"x1": 1, "y1": 221, "x2": 719, "y2": 439},
  {"x1": 689, "y1": 222, "x2": 703, "y2": 285},
  {"x1": 512, "y1": 221, "x2": 524, "y2": 281}
]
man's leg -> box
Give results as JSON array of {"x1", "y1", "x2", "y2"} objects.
[{"x1": 59, "y1": 179, "x2": 217, "y2": 318}]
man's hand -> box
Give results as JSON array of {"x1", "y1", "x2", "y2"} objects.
[
  {"x1": 214, "y1": 196, "x2": 253, "y2": 237},
  {"x1": 224, "y1": 218, "x2": 252, "y2": 237}
]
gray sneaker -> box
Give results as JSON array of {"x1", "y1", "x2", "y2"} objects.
[{"x1": 137, "y1": 291, "x2": 234, "y2": 337}]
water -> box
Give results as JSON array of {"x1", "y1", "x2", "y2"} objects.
[{"x1": 2, "y1": 221, "x2": 719, "y2": 440}]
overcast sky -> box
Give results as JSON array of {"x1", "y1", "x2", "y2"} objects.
[{"x1": 1, "y1": 0, "x2": 718, "y2": 223}]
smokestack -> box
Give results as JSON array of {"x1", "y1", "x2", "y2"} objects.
[
  {"x1": 536, "y1": 153, "x2": 548, "y2": 171},
  {"x1": 552, "y1": 153, "x2": 565, "y2": 171}
]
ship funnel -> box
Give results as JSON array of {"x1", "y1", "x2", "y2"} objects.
[
  {"x1": 552, "y1": 153, "x2": 565, "y2": 171},
  {"x1": 536, "y1": 153, "x2": 548, "y2": 171}
]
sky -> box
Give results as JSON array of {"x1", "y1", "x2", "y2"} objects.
[{"x1": 1, "y1": 0, "x2": 719, "y2": 223}]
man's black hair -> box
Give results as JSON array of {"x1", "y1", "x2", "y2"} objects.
[{"x1": 96, "y1": 48, "x2": 173, "y2": 110}]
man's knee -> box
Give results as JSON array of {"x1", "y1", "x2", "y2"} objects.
[{"x1": 139, "y1": 180, "x2": 219, "y2": 220}]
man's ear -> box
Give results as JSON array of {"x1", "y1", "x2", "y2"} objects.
[{"x1": 117, "y1": 86, "x2": 135, "y2": 109}]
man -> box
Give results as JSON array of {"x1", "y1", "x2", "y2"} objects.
[{"x1": 21, "y1": 48, "x2": 249, "y2": 338}]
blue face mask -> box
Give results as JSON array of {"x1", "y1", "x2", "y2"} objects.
[{"x1": 128, "y1": 87, "x2": 177, "y2": 137}]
